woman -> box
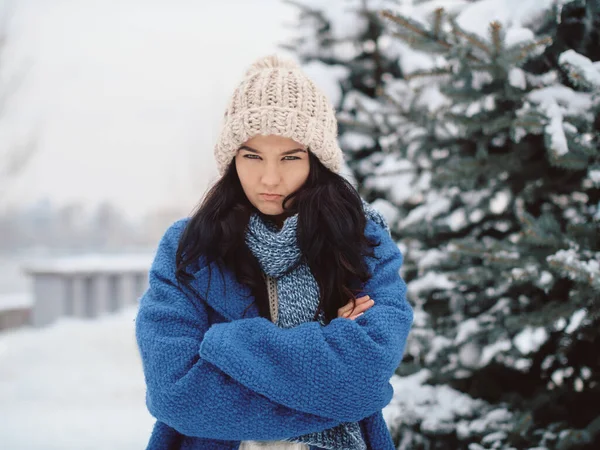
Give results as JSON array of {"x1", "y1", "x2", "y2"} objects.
[{"x1": 135, "y1": 55, "x2": 414, "y2": 450}]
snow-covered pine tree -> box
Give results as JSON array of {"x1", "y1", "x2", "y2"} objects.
[
  {"x1": 377, "y1": 1, "x2": 599, "y2": 449},
  {"x1": 286, "y1": 0, "x2": 599, "y2": 449}
]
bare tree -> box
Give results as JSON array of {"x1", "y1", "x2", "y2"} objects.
[{"x1": 0, "y1": 1, "x2": 37, "y2": 204}]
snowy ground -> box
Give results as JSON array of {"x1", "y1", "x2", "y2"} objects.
[{"x1": 0, "y1": 306, "x2": 155, "y2": 450}]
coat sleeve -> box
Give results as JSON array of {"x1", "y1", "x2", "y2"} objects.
[
  {"x1": 199, "y1": 219, "x2": 414, "y2": 423},
  {"x1": 135, "y1": 219, "x2": 344, "y2": 441}
]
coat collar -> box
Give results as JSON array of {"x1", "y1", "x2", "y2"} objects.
[{"x1": 189, "y1": 258, "x2": 261, "y2": 322}]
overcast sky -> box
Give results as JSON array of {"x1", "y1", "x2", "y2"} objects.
[{"x1": 1, "y1": 0, "x2": 298, "y2": 220}]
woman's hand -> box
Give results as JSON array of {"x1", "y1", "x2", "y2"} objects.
[{"x1": 337, "y1": 295, "x2": 375, "y2": 320}]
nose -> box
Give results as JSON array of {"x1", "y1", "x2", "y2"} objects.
[{"x1": 260, "y1": 161, "x2": 282, "y2": 187}]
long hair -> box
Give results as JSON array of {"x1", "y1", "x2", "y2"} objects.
[{"x1": 175, "y1": 150, "x2": 379, "y2": 324}]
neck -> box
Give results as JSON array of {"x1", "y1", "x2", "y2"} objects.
[{"x1": 263, "y1": 211, "x2": 293, "y2": 230}]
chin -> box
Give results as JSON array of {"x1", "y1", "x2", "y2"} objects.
[{"x1": 254, "y1": 202, "x2": 284, "y2": 216}]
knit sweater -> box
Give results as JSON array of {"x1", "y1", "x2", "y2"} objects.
[{"x1": 135, "y1": 206, "x2": 414, "y2": 450}]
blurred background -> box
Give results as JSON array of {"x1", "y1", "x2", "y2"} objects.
[{"x1": 0, "y1": 0, "x2": 598, "y2": 449}]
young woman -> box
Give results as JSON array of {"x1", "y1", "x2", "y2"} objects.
[{"x1": 135, "y1": 55, "x2": 414, "y2": 450}]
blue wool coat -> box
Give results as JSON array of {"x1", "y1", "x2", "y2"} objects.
[{"x1": 135, "y1": 217, "x2": 414, "y2": 450}]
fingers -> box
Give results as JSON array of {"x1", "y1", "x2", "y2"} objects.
[{"x1": 338, "y1": 295, "x2": 375, "y2": 318}]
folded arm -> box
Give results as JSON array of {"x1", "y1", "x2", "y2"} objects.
[
  {"x1": 199, "y1": 219, "x2": 414, "y2": 423},
  {"x1": 135, "y1": 219, "x2": 343, "y2": 441}
]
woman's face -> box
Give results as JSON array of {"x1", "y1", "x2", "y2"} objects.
[{"x1": 235, "y1": 134, "x2": 310, "y2": 218}]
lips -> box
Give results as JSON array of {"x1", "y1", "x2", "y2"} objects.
[{"x1": 260, "y1": 194, "x2": 282, "y2": 201}]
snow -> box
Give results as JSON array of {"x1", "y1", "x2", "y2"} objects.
[
  {"x1": 513, "y1": 326, "x2": 548, "y2": 354},
  {"x1": 508, "y1": 68, "x2": 527, "y2": 89},
  {"x1": 565, "y1": 308, "x2": 587, "y2": 334},
  {"x1": 547, "y1": 249, "x2": 600, "y2": 283},
  {"x1": 469, "y1": 209, "x2": 484, "y2": 223},
  {"x1": 455, "y1": 0, "x2": 558, "y2": 39},
  {"x1": 407, "y1": 271, "x2": 455, "y2": 298},
  {"x1": 446, "y1": 208, "x2": 467, "y2": 231},
  {"x1": 459, "y1": 341, "x2": 483, "y2": 368},
  {"x1": 425, "y1": 335, "x2": 453, "y2": 364},
  {"x1": 504, "y1": 27, "x2": 535, "y2": 46},
  {"x1": 527, "y1": 85, "x2": 594, "y2": 117},
  {"x1": 363, "y1": 155, "x2": 421, "y2": 205},
  {"x1": 339, "y1": 131, "x2": 376, "y2": 152},
  {"x1": 385, "y1": 369, "x2": 488, "y2": 436},
  {"x1": 400, "y1": 192, "x2": 452, "y2": 228},
  {"x1": 456, "y1": 407, "x2": 512, "y2": 439},
  {"x1": 455, "y1": 318, "x2": 481, "y2": 345},
  {"x1": 417, "y1": 248, "x2": 446, "y2": 272},
  {"x1": 545, "y1": 100, "x2": 569, "y2": 156},
  {"x1": 489, "y1": 190, "x2": 511, "y2": 214},
  {"x1": 0, "y1": 305, "x2": 154, "y2": 449},
  {"x1": 22, "y1": 253, "x2": 155, "y2": 275},
  {"x1": 396, "y1": 0, "x2": 471, "y2": 25},
  {"x1": 536, "y1": 270, "x2": 555, "y2": 292},
  {"x1": 559, "y1": 50, "x2": 600, "y2": 89},
  {"x1": 0, "y1": 292, "x2": 33, "y2": 311},
  {"x1": 480, "y1": 339, "x2": 511, "y2": 366},
  {"x1": 301, "y1": 60, "x2": 349, "y2": 106},
  {"x1": 370, "y1": 198, "x2": 400, "y2": 226},
  {"x1": 415, "y1": 85, "x2": 451, "y2": 112}
]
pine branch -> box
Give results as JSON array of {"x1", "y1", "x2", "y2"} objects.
[
  {"x1": 510, "y1": 37, "x2": 553, "y2": 63},
  {"x1": 404, "y1": 66, "x2": 453, "y2": 82},
  {"x1": 448, "y1": 16, "x2": 491, "y2": 56},
  {"x1": 433, "y1": 7, "x2": 444, "y2": 38},
  {"x1": 381, "y1": 9, "x2": 452, "y2": 50},
  {"x1": 489, "y1": 21, "x2": 504, "y2": 57}
]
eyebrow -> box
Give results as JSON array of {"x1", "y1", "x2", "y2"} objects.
[{"x1": 238, "y1": 145, "x2": 307, "y2": 156}]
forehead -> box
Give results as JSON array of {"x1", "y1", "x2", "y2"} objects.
[{"x1": 242, "y1": 135, "x2": 306, "y2": 150}]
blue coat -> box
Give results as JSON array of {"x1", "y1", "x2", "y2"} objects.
[{"x1": 135, "y1": 217, "x2": 414, "y2": 450}]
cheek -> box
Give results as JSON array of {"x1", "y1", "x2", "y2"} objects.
[
  {"x1": 287, "y1": 161, "x2": 310, "y2": 189},
  {"x1": 235, "y1": 158, "x2": 254, "y2": 190}
]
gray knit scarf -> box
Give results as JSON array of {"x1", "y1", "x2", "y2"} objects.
[{"x1": 244, "y1": 199, "x2": 388, "y2": 450}]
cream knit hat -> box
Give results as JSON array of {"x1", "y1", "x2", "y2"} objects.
[{"x1": 213, "y1": 54, "x2": 343, "y2": 176}]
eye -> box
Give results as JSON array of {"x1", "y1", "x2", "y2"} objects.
[
  {"x1": 283, "y1": 156, "x2": 301, "y2": 161},
  {"x1": 243, "y1": 154, "x2": 260, "y2": 159}
]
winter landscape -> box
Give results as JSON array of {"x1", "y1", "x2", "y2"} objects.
[{"x1": 1, "y1": 0, "x2": 598, "y2": 449}]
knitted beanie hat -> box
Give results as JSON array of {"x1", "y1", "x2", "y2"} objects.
[{"x1": 213, "y1": 54, "x2": 344, "y2": 176}]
